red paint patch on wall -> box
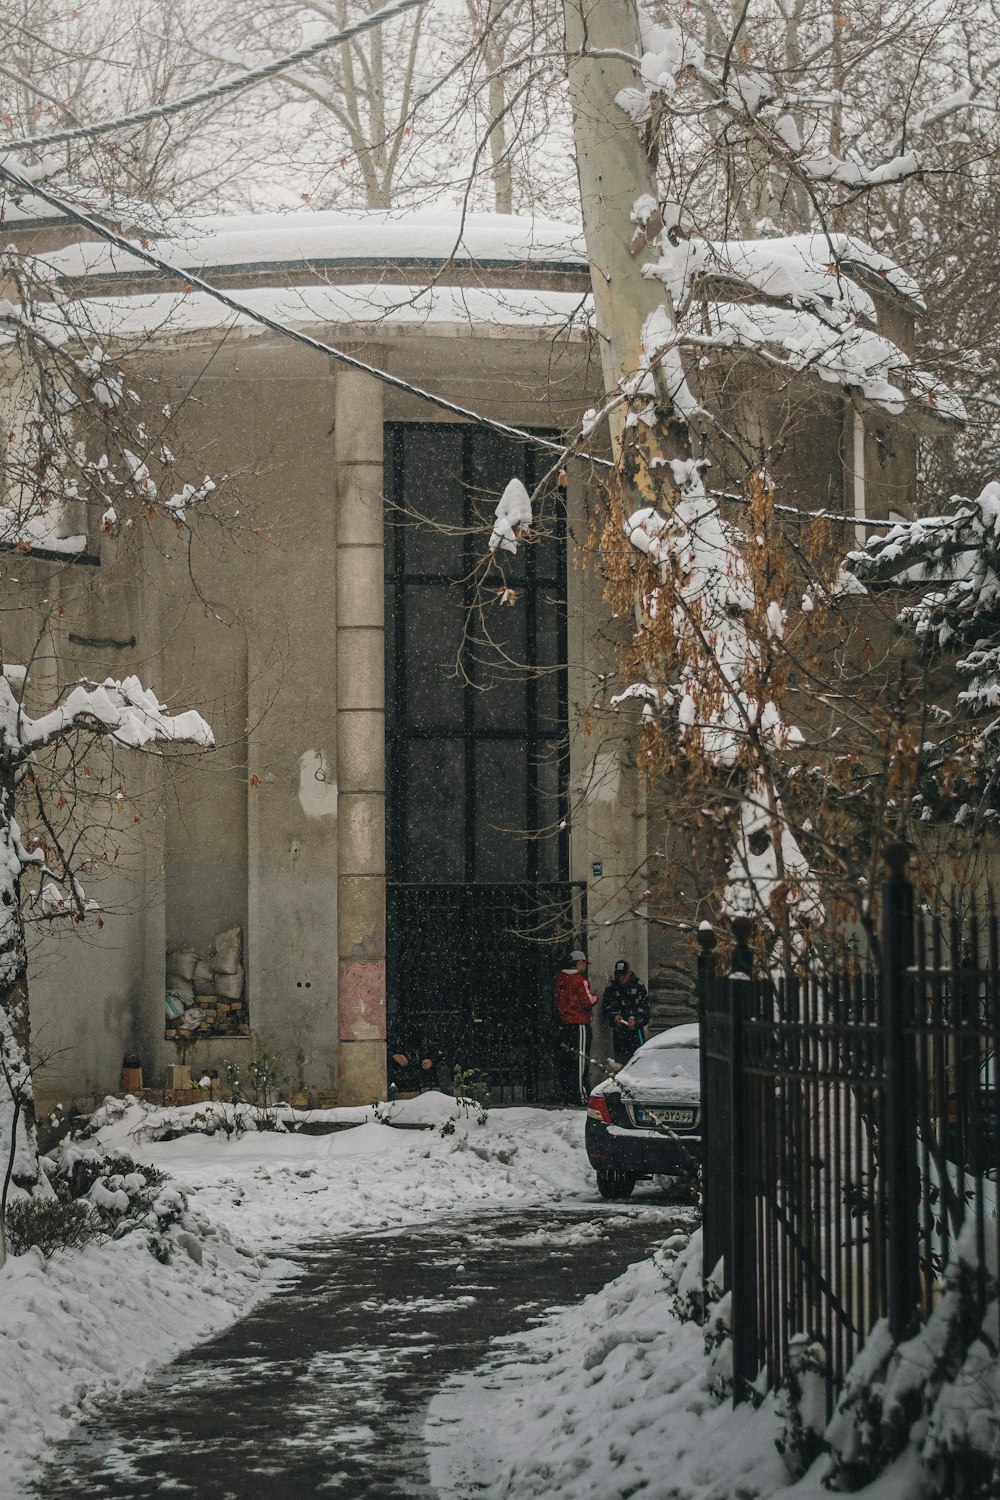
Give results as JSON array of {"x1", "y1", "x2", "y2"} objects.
[{"x1": 338, "y1": 959, "x2": 386, "y2": 1040}]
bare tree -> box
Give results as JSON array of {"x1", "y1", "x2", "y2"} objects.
[
  {"x1": 0, "y1": 0, "x2": 254, "y2": 211},
  {"x1": 0, "y1": 237, "x2": 223, "y2": 1232},
  {"x1": 554, "y1": 0, "x2": 995, "y2": 959}
]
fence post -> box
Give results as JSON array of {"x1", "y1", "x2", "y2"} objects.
[
  {"x1": 881, "y1": 842, "x2": 920, "y2": 1343},
  {"x1": 729, "y1": 915, "x2": 758, "y2": 1402},
  {"x1": 697, "y1": 923, "x2": 719, "y2": 1283}
]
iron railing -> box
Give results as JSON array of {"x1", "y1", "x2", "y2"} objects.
[{"x1": 700, "y1": 849, "x2": 1000, "y2": 1412}]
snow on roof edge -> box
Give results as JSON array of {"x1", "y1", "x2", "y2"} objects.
[
  {"x1": 38, "y1": 209, "x2": 589, "y2": 285},
  {"x1": 63, "y1": 281, "x2": 593, "y2": 345}
]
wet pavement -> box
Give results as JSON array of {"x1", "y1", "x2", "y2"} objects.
[{"x1": 30, "y1": 1199, "x2": 692, "y2": 1500}]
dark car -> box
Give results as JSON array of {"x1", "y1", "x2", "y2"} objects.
[{"x1": 585, "y1": 1023, "x2": 701, "y2": 1200}]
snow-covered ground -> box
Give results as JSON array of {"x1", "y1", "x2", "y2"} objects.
[
  {"x1": 0, "y1": 1090, "x2": 593, "y2": 1493},
  {"x1": 89, "y1": 1090, "x2": 591, "y2": 1249},
  {"x1": 426, "y1": 1240, "x2": 932, "y2": 1500},
  {"x1": 2, "y1": 1092, "x2": 959, "y2": 1499}
]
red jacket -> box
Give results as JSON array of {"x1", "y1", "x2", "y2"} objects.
[{"x1": 555, "y1": 969, "x2": 599, "y2": 1025}]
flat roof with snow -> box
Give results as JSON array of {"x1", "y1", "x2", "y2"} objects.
[{"x1": 38, "y1": 209, "x2": 590, "y2": 290}]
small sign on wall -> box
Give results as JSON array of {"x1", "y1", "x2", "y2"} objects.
[{"x1": 592, "y1": 861, "x2": 603, "y2": 879}]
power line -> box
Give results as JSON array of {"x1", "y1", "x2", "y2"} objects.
[{"x1": 0, "y1": 0, "x2": 427, "y2": 155}]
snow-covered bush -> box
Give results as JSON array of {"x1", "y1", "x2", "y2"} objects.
[
  {"x1": 42, "y1": 1141, "x2": 191, "y2": 1262},
  {"x1": 847, "y1": 483, "x2": 1000, "y2": 824},
  {"x1": 824, "y1": 1224, "x2": 998, "y2": 1493},
  {"x1": 656, "y1": 1225, "x2": 711, "y2": 1324},
  {"x1": 5, "y1": 1197, "x2": 97, "y2": 1259},
  {"x1": 775, "y1": 1334, "x2": 828, "y2": 1479}
]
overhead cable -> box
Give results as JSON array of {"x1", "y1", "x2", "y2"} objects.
[{"x1": 0, "y1": 0, "x2": 427, "y2": 155}]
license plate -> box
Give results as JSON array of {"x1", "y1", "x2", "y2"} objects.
[{"x1": 636, "y1": 1107, "x2": 694, "y2": 1127}]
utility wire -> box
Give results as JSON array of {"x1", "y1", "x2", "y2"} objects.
[{"x1": 0, "y1": 0, "x2": 427, "y2": 155}]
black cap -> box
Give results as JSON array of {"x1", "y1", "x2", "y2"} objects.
[{"x1": 614, "y1": 959, "x2": 630, "y2": 975}]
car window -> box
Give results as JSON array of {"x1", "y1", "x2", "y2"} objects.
[{"x1": 622, "y1": 1048, "x2": 699, "y2": 1084}]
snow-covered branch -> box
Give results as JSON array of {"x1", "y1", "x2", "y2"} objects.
[{"x1": 6, "y1": 675, "x2": 214, "y2": 757}]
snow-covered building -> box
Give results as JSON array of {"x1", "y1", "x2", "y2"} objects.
[{"x1": 1, "y1": 198, "x2": 951, "y2": 1109}]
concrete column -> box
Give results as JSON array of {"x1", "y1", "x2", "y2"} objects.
[{"x1": 335, "y1": 365, "x2": 387, "y2": 1104}]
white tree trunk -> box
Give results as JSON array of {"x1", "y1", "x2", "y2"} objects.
[{"x1": 561, "y1": 0, "x2": 674, "y2": 444}]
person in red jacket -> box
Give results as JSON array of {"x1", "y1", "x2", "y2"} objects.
[{"x1": 554, "y1": 949, "x2": 600, "y2": 1105}]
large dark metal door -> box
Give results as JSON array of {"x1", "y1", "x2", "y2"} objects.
[
  {"x1": 384, "y1": 424, "x2": 575, "y2": 1100},
  {"x1": 387, "y1": 883, "x2": 585, "y2": 1100}
]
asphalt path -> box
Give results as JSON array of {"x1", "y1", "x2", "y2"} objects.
[{"x1": 31, "y1": 1198, "x2": 692, "y2": 1500}]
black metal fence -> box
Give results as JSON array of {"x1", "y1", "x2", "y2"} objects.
[
  {"x1": 699, "y1": 849, "x2": 1000, "y2": 1411},
  {"x1": 387, "y1": 880, "x2": 587, "y2": 1102}
]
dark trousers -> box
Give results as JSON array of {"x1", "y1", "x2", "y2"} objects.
[
  {"x1": 612, "y1": 1025, "x2": 644, "y2": 1065},
  {"x1": 557, "y1": 1023, "x2": 592, "y2": 1105}
]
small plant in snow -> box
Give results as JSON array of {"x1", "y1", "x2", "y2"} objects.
[
  {"x1": 450, "y1": 1065, "x2": 491, "y2": 1125},
  {"x1": 223, "y1": 1048, "x2": 287, "y2": 1131},
  {"x1": 187, "y1": 1105, "x2": 241, "y2": 1138}
]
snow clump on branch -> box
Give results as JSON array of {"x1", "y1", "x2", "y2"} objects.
[{"x1": 488, "y1": 477, "x2": 532, "y2": 555}]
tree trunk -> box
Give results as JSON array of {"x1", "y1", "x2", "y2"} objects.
[
  {"x1": 487, "y1": 55, "x2": 513, "y2": 214},
  {"x1": 562, "y1": 0, "x2": 666, "y2": 404},
  {"x1": 561, "y1": 0, "x2": 688, "y2": 499},
  {"x1": 0, "y1": 770, "x2": 41, "y2": 1226}
]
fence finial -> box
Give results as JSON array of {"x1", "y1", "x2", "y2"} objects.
[
  {"x1": 884, "y1": 840, "x2": 911, "y2": 879},
  {"x1": 697, "y1": 921, "x2": 717, "y2": 953}
]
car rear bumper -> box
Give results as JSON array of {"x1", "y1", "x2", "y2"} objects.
[{"x1": 585, "y1": 1118, "x2": 701, "y2": 1176}]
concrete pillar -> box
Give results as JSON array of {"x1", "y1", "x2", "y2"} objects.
[{"x1": 335, "y1": 365, "x2": 387, "y2": 1104}]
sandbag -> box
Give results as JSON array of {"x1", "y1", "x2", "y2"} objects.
[
  {"x1": 192, "y1": 959, "x2": 215, "y2": 992},
  {"x1": 165, "y1": 976, "x2": 194, "y2": 1006},
  {"x1": 166, "y1": 947, "x2": 198, "y2": 982},
  {"x1": 211, "y1": 926, "x2": 242, "y2": 974},
  {"x1": 215, "y1": 966, "x2": 244, "y2": 1000}
]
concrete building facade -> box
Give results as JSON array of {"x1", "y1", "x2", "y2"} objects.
[{"x1": 0, "y1": 205, "x2": 943, "y2": 1112}]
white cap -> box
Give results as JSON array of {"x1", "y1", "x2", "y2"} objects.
[{"x1": 569, "y1": 949, "x2": 587, "y2": 962}]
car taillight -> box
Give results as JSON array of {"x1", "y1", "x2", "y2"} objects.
[{"x1": 587, "y1": 1094, "x2": 613, "y2": 1123}]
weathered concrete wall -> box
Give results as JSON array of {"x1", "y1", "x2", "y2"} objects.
[
  {"x1": 140, "y1": 339, "x2": 341, "y2": 1094},
  {"x1": 13, "y1": 542, "x2": 163, "y2": 1112},
  {"x1": 23, "y1": 314, "x2": 605, "y2": 1108}
]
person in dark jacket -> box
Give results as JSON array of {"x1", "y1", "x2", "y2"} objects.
[
  {"x1": 554, "y1": 949, "x2": 600, "y2": 1105},
  {"x1": 387, "y1": 1029, "x2": 445, "y2": 1096},
  {"x1": 602, "y1": 959, "x2": 650, "y2": 1065}
]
